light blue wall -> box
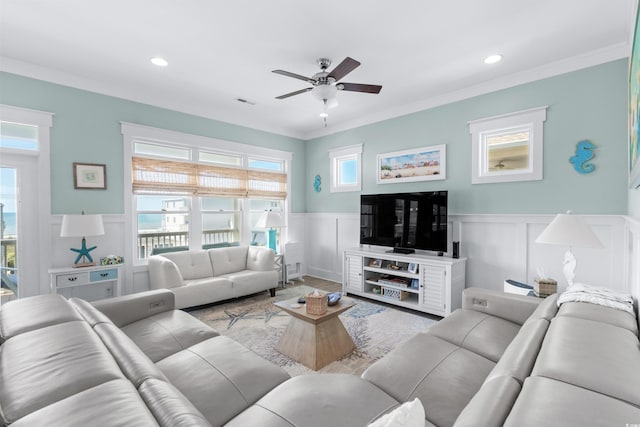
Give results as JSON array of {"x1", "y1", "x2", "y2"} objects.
[
  {"x1": 631, "y1": 189, "x2": 640, "y2": 217},
  {"x1": 0, "y1": 72, "x2": 306, "y2": 214},
  {"x1": 306, "y1": 60, "x2": 629, "y2": 215}
]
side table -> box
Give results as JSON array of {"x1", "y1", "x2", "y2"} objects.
[{"x1": 274, "y1": 253, "x2": 285, "y2": 287}]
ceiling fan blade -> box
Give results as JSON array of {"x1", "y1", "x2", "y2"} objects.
[
  {"x1": 275, "y1": 87, "x2": 313, "y2": 99},
  {"x1": 328, "y1": 57, "x2": 360, "y2": 81},
  {"x1": 339, "y1": 82, "x2": 382, "y2": 94},
  {"x1": 272, "y1": 70, "x2": 316, "y2": 84}
]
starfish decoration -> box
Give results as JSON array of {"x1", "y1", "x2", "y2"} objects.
[
  {"x1": 223, "y1": 308, "x2": 252, "y2": 330},
  {"x1": 70, "y1": 237, "x2": 97, "y2": 264}
]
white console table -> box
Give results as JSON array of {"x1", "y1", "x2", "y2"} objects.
[{"x1": 49, "y1": 264, "x2": 122, "y2": 301}]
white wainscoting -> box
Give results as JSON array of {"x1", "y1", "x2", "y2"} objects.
[
  {"x1": 304, "y1": 213, "x2": 633, "y2": 296},
  {"x1": 626, "y1": 216, "x2": 640, "y2": 304},
  {"x1": 45, "y1": 213, "x2": 637, "y2": 305}
]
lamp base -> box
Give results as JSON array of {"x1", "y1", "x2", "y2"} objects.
[
  {"x1": 268, "y1": 228, "x2": 278, "y2": 253},
  {"x1": 73, "y1": 261, "x2": 96, "y2": 268}
]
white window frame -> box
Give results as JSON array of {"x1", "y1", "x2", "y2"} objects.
[
  {"x1": 121, "y1": 122, "x2": 292, "y2": 267},
  {"x1": 329, "y1": 144, "x2": 362, "y2": 193},
  {"x1": 469, "y1": 106, "x2": 547, "y2": 184}
]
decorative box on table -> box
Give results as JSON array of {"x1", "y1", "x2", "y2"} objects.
[
  {"x1": 534, "y1": 278, "x2": 557, "y2": 297},
  {"x1": 306, "y1": 290, "x2": 328, "y2": 315}
]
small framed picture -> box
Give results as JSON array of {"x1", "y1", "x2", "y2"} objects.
[
  {"x1": 408, "y1": 263, "x2": 418, "y2": 274},
  {"x1": 370, "y1": 259, "x2": 382, "y2": 268},
  {"x1": 74, "y1": 162, "x2": 107, "y2": 190}
]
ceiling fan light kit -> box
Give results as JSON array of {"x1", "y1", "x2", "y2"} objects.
[{"x1": 273, "y1": 57, "x2": 382, "y2": 123}]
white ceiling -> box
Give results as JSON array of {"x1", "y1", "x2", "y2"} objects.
[{"x1": 0, "y1": 0, "x2": 635, "y2": 140}]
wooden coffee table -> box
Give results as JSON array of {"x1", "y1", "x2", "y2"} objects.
[{"x1": 274, "y1": 296, "x2": 356, "y2": 370}]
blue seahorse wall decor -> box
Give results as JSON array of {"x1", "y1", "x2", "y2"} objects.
[
  {"x1": 569, "y1": 140, "x2": 596, "y2": 174},
  {"x1": 314, "y1": 174, "x2": 322, "y2": 192}
]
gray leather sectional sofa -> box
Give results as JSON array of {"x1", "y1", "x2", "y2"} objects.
[{"x1": 1, "y1": 287, "x2": 638, "y2": 426}]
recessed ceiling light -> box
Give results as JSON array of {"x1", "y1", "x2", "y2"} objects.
[
  {"x1": 150, "y1": 57, "x2": 168, "y2": 67},
  {"x1": 319, "y1": 112, "x2": 329, "y2": 118},
  {"x1": 484, "y1": 54, "x2": 503, "y2": 64}
]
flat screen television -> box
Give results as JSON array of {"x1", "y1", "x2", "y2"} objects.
[{"x1": 360, "y1": 191, "x2": 448, "y2": 254}]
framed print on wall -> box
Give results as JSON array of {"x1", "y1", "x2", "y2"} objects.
[
  {"x1": 377, "y1": 144, "x2": 446, "y2": 184},
  {"x1": 630, "y1": 3, "x2": 640, "y2": 189},
  {"x1": 73, "y1": 162, "x2": 107, "y2": 190}
]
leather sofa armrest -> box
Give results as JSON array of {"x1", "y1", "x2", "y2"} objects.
[
  {"x1": 247, "y1": 246, "x2": 276, "y2": 271},
  {"x1": 462, "y1": 287, "x2": 542, "y2": 325},
  {"x1": 92, "y1": 289, "x2": 176, "y2": 327},
  {"x1": 148, "y1": 255, "x2": 184, "y2": 289}
]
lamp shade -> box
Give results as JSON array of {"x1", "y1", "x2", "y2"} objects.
[
  {"x1": 60, "y1": 214, "x2": 105, "y2": 237},
  {"x1": 255, "y1": 211, "x2": 283, "y2": 229},
  {"x1": 535, "y1": 212, "x2": 603, "y2": 249}
]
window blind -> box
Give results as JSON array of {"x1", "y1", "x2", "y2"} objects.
[{"x1": 132, "y1": 156, "x2": 287, "y2": 199}]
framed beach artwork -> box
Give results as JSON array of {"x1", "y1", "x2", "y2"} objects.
[
  {"x1": 630, "y1": 4, "x2": 640, "y2": 189},
  {"x1": 377, "y1": 144, "x2": 446, "y2": 184},
  {"x1": 73, "y1": 162, "x2": 107, "y2": 190}
]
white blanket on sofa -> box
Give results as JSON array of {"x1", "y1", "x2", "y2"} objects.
[{"x1": 557, "y1": 283, "x2": 635, "y2": 315}]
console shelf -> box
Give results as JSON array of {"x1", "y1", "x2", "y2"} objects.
[{"x1": 343, "y1": 248, "x2": 466, "y2": 317}]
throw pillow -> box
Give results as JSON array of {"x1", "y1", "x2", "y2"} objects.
[{"x1": 368, "y1": 398, "x2": 426, "y2": 427}]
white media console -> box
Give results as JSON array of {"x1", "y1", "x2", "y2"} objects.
[{"x1": 343, "y1": 248, "x2": 466, "y2": 317}]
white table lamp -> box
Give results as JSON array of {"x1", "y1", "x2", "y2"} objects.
[
  {"x1": 60, "y1": 212, "x2": 105, "y2": 267},
  {"x1": 256, "y1": 210, "x2": 283, "y2": 253},
  {"x1": 535, "y1": 211, "x2": 603, "y2": 286}
]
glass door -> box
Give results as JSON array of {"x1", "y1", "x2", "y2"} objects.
[{"x1": 0, "y1": 167, "x2": 17, "y2": 304}]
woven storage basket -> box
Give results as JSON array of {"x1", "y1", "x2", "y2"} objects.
[
  {"x1": 382, "y1": 286, "x2": 410, "y2": 301},
  {"x1": 306, "y1": 291, "x2": 328, "y2": 315},
  {"x1": 534, "y1": 278, "x2": 557, "y2": 297}
]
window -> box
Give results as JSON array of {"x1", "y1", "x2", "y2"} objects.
[
  {"x1": 469, "y1": 106, "x2": 547, "y2": 184},
  {"x1": 201, "y1": 197, "x2": 240, "y2": 246},
  {"x1": 329, "y1": 144, "x2": 362, "y2": 192},
  {"x1": 0, "y1": 121, "x2": 38, "y2": 151},
  {"x1": 122, "y1": 123, "x2": 291, "y2": 263}
]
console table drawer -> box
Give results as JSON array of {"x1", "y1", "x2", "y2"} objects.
[
  {"x1": 90, "y1": 269, "x2": 117, "y2": 282},
  {"x1": 56, "y1": 272, "x2": 89, "y2": 287}
]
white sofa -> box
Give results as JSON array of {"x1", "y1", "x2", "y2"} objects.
[{"x1": 147, "y1": 246, "x2": 278, "y2": 309}]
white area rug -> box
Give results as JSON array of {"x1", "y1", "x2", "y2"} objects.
[{"x1": 189, "y1": 285, "x2": 437, "y2": 376}]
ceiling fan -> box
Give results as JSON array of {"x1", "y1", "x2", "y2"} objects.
[{"x1": 272, "y1": 57, "x2": 382, "y2": 108}]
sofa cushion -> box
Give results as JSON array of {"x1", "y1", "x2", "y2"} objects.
[
  {"x1": 484, "y1": 318, "x2": 549, "y2": 385},
  {"x1": 504, "y1": 376, "x2": 640, "y2": 427},
  {"x1": 208, "y1": 246, "x2": 248, "y2": 276},
  {"x1": 225, "y1": 374, "x2": 401, "y2": 427},
  {"x1": 427, "y1": 309, "x2": 521, "y2": 362},
  {"x1": 532, "y1": 315, "x2": 640, "y2": 407},
  {"x1": 162, "y1": 250, "x2": 213, "y2": 281},
  {"x1": 139, "y1": 378, "x2": 212, "y2": 427},
  {"x1": 362, "y1": 333, "x2": 495, "y2": 427},
  {"x1": 157, "y1": 335, "x2": 289, "y2": 426},
  {"x1": 0, "y1": 321, "x2": 124, "y2": 424},
  {"x1": 247, "y1": 245, "x2": 276, "y2": 271},
  {"x1": 120, "y1": 309, "x2": 219, "y2": 363},
  {"x1": 172, "y1": 277, "x2": 234, "y2": 309},
  {"x1": 0, "y1": 293, "x2": 82, "y2": 340},
  {"x1": 222, "y1": 270, "x2": 278, "y2": 295},
  {"x1": 453, "y1": 376, "x2": 521, "y2": 427},
  {"x1": 94, "y1": 323, "x2": 168, "y2": 387},
  {"x1": 557, "y1": 300, "x2": 638, "y2": 335},
  {"x1": 10, "y1": 379, "x2": 159, "y2": 427}
]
